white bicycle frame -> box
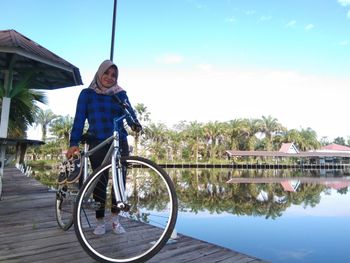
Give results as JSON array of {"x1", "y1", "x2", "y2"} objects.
[{"x1": 80, "y1": 114, "x2": 128, "y2": 206}]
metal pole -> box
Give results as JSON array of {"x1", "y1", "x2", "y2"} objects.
[{"x1": 110, "y1": 0, "x2": 117, "y2": 61}]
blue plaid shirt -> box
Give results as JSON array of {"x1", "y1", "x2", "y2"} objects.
[{"x1": 69, "y1": 88, "x2": 137, "y2": 147}]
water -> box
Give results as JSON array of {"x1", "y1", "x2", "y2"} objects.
[
  {"x1": 32, "y1": 165, "x2": 350, "y2": 262},
  {"x1": 165, "y1": 168, "x2": 350, "y2": 263}
]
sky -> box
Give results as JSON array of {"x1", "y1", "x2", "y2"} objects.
[{"x1": 1, "y1": 0, "x2": 350, "y2": 141}]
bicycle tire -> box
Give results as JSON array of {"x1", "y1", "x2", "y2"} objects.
[
  {"x1": 73, "y1": 156, "x2": 178, "y2": 263},
  {"x1": 55, "y1": 183, "x2": 76, "y2": 230},
  {"x1": 0, "y1": 175, "x2": 2, "y2": 200}
]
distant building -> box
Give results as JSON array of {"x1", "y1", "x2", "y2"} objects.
[
  {"x1": 309, "y1": 143, "x2": 350, "y2": 164},
  {"x1": 279, "y1": 143, "x2": 299, "y2": 154},
  {"x1": 226, "y1": 143, "x2": 350, "y2": 166},
  {"x1": 317, "y1": 143, "x2": 350, "y2": 153}
]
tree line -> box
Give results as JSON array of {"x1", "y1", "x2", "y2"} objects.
[
  {"x1": 27, "y1": 104, "x2": 350, "y2": 163},
  {"x1": 2, "y1": 80, "x2": 349, "y2": 163},
  {"x1": 0, "y1": 77, "x2": 350, "y2": 162}
]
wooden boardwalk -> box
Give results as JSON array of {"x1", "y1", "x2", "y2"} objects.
[{"x1": 0, "y1": 167, "x2": 267, "y2": 263}]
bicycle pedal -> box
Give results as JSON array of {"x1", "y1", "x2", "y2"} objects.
[
  {"x1": 116, "y1": 202, "x2": 130, "y2": 212},
  {"x1": 123, "y1": 203, "x2": 131, "y2": 212}
]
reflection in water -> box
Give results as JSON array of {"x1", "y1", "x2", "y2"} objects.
[
  {"x1": 166, "y1": 168, "x2": 350, "y2": 263},
  {"x1": 168, "y1": 168, "x2": 350, "y2": 219}
]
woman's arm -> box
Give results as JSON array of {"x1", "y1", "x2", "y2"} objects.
[{"x1": 69, "y1": 89, "x2": 88, "y2": 147}]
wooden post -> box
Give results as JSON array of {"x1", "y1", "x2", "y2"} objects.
[{"x1": 0, "y1": 70, "x2": 13, "y2": 197}]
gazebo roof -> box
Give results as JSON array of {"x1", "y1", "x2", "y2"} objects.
[
  {"x1": 0, "y1": 137, "x2": 44, "y2": 146},
  {"x1": 0, "y1": 29, "x2": 83, "y2": 90}
]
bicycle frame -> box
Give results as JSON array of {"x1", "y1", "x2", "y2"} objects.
[{"x1": 80, "y1": 113, "x2": 128, "y2": 206}]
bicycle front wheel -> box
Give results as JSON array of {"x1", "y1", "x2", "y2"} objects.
[{"x1": 74, "y1": 156, "x2": 178, "y2": 263}]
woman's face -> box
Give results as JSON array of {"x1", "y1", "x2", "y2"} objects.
[{"x1": 101, "y1": 66, "x2": 117, "y2": 88}]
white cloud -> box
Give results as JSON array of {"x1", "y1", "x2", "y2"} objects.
[
  {"x1": 339, "y1": 40, "x2": 349, "y2": 46},
  {"x1": 225, "y1": 16, "x2": 237, "y2": 23},
  {"x1": 260, "y1": 15, "x2": 272, "y2": 22},
  {"x1": 304, "y1": 24, "x2": 315, "y2": 31},
  {"x1": 186, "y1": 0, "x2": 206, "y2": 9},
  {"x1": 337, "y1": 1, "x2": 350, "y2": 18},
  {"x1": 338, "y1": 0, "x2": 350, "y2": 6},
  {"x1": 155, "y1": 54, "x2": 184, "y2": 65},
  {"x1": 286, "y1": 20, "x2": 296, "y2": 28},
  {"x1": 27, "y1": 65, "x2": 350, "y2": 142},
  {"x1": 245, "y1": 10, "x2": 256, "y2": 15},
  {"x1": 120, "y1": 66, "x2": 350, "y2": 140},
  {"x1": 196, "y1": 63, "x2": 213, "y2": 72}
]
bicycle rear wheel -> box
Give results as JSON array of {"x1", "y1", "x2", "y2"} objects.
[
  {"x1": 74, "y1": 156, "x2": 178, "y2": 263},
  {"x1": 55, "y1": 184, "x2": 77, "y2": 230}
]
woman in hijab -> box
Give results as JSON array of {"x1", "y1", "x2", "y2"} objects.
[{"x1": 66, "y1": 60, "x2": 141, "y2": 235}]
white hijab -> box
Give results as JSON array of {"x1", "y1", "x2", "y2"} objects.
[{"x1": 89, "y1": 60, "x2": 124, "y2": 95}]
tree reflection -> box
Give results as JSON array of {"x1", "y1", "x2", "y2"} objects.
[
  {"x1": 35, "y1": 164, "x2": 349, "y2": 220},
  {"x1": 168, "y1": 169, "x2": 347, "y2": 219}
]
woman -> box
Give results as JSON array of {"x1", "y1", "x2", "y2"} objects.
[{"x1": 66, "y1": 60, "x2": 141, "y2": 235}]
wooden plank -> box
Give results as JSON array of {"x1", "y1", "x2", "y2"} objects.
[{"x1": 0, "y1": 167, "x2": 268, "y2": 263}]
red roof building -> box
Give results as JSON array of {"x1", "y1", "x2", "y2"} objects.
[
  {"x1": 226, "y1": 143, "x2": 350, "y2": 165},
  {"x1": 279, "y1": 143, "x2": 299, "y2": 154},
  {"x1": 319, "y1": 143, "x2": 350, "y2": 152}
]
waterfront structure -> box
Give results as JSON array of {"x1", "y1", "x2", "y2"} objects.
[{"x1": 226, "y1": 143, "x2": 350, "y2": 166}]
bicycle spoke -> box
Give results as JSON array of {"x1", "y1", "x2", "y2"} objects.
[{"x1": 74, "y1": 156, "x2": 177, "y2": 263}]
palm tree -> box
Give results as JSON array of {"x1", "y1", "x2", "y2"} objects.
[
  {"x1": 236, "y1": 118, "x2": 260, "y2": 151},
  {"x1": 245, "y1": 118, "x2": 262, "y2": 151},
  {"x1": 280, "y1": 127, "x2": 320, "y2": 151},
  {"x1": 282, "y1": 129, "x2": 301, "y2": 144},
  {"x1": 34, "y1": 108, "x2": 57, "y2": 141},
  {"x1": 50, "y1": 115, "x2": 74, "y2": 149},
  {"x1": 132, "y1": 103, "x2": 150, "y2": 155},
  {"x1": 184, "y1": 121, "x2": 204, "y2": 163},
  {"x1": 143, "y1": 122, "x2": 168, "y2": 161},
  {"x1": 224, "y1": 119, "x2": 244, "y2": 150},
  {"x1": 203, "y1": 121, "x2": 225, "y2": 162},
  {"x1": 260, "y1": 115, "x2": 285, "y2": 150},
  {"x1": 0, "y1": 72, "x2": 47, "y2": 138},
  {"x1": 299, "y1": 127, "x2": 320, "y2": 150}
]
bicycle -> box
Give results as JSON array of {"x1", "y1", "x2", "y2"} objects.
[{"x1": 55, "y1": 97, "x2": 178, "y2": 263}]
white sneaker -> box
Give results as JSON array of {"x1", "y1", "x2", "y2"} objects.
[
  {"x1": 93, "y1": 220, "x2": 106, "y2": 235},
  {"x1": 112, "y1": 216, "x2": 126, "y2": 234}
]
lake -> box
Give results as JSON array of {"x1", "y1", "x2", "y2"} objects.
[
  {"x1": 164, "y1": 168, "x2": 350, "y2": 263},
  {"x1": 33, "y1": 165, "x2": 350, "y2": 262}
]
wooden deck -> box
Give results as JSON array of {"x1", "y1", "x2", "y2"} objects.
[{"x1": 0, "y1": 167, "x2": 267, "y2": 263}]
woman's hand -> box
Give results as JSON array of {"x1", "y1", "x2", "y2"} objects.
[
  {"x1": 131, "y1": 120, "x2": 142, "y2": 133},
  {"x1": 66, "y1": 146, "x2": 80, "y2": 159}
]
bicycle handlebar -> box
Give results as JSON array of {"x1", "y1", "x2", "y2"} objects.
[{"x1": 112, "y1": 95, "x2": 142, "y2": 133}]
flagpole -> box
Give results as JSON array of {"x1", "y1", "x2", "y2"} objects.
[{"x1": 110, "y1": 0, "x2": 117, "y2": 61}]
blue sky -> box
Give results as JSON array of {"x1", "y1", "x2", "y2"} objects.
[{"x1": 1, "y1": 0, "x2": 350, "y2": 140}]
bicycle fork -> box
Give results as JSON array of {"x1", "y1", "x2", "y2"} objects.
[{"x1": 111, "y1": 130, "x2": 130, "y2": 212}]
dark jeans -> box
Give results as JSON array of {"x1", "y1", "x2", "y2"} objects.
[{"x1": 89, "y1": 139, "x2": 129, "y2": 219}]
